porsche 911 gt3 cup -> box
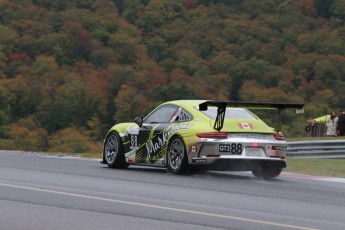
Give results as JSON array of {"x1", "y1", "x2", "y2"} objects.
[{"x1": 101, "y1": 100, "x2": 304, "y2": 178}]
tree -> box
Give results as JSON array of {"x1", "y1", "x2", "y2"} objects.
[
  {"x1": 330, "y1": 0, "x2": 345, "y2": 20},
  {"x1": 175, "y1": 50, "x2": 205, "y2": 75},
  {"x1": 139, "y1": 0, "x2": 165, "y2": 33},
  {"x1": 36, "y1": 76, "x2": 102, "y2": 133},
  {"x1": 6, "y1": 52, "x2": 32, "y2": 77},
  {"x1": 0, "y1": 25, "x2": 19, "y2": 53},
  {"x1": 6, "y1": 118, "x2": 48, "y2": 151},
  {"x1": 0, "y1": 84, "x2": 13, "y2": 126},
  {"x1": 114, "y1": 84, "x2": 152, "y2": 122},
  {"x1": 108, "y1": 32, "x2": 140, "y2": 64},
  {"x1": 314, "y1": 0, "x2": 334, "y2": 18},
  {"x1": 48, "y1": 127, "x2": 100, "y2": 153}
]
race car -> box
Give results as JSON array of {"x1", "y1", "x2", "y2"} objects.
[{"x1": 101, "y1": 100, "x2": 304, "y2": 178}]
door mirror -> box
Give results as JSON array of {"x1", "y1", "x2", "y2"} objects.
[{"x1": 134, "y1": 116, "x2": 143, "y2": 127}]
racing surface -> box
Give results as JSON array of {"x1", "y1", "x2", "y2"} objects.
[{"x1": 0, "y1": 151, "x2": 344, "y2": 230}]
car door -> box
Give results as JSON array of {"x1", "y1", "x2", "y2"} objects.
[{"x1": 135, "y1": 104, "x2": 180, "y2": 165}]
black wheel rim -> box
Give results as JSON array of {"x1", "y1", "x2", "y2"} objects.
[
  {"x1": 105, "y1": 134, "x2": 118, "y2": 164},
  {"x1": 168, "y1": 138, "x2": 184, "y2": 170}
]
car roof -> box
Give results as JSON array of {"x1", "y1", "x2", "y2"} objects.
[{"x1": 162, "y1": 100, "x2": 206, "y2": 108}]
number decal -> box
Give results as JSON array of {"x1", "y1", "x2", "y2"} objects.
[
  {"x1": 219, "y1": 143, "x2": 243, "y2": 155},
  {"x1": 231, "y1": 143, "x2": 237, "y2": 154},
  {"x1": 236, "y1": 143, "x2": 242, "y2": 155},
  {"x1": 130, "y1": 135, "x2": 138, "y2": 148}
]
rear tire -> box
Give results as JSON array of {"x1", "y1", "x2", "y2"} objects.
[
  {"x1": 167, "y1": 136, "x2": 189, "y2": 175},
  {"x1": 252, "y1": 166, "x2": 282, "y2": 179},
  {"x1": 103, "y1": 132, "x2": 128, "y2": 169}
]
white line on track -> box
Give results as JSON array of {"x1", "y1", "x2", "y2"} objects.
[{"x1": 0, "y1": 182, "x2": 318, "y2": 230}]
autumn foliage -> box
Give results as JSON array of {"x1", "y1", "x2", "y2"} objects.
[{"x1": 1, "y1": 0, "x2": 345, "y2": 153}]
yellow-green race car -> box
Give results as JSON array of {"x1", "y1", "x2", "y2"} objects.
[{"x1": 101, "y1": 100, "x2": 304, "y2": 179}]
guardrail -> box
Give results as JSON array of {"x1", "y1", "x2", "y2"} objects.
[{"x1": 286, "y1": 140, "x2": 345, "y2": 158}]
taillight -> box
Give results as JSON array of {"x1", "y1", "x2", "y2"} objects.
[
  {"x1": 196, "y1": 132, "x2": 228, "y2": 139},
  {"x1": 273, "y1": 133, "x2": 285, "y2": 141}
]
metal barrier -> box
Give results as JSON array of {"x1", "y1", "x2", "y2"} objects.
[
  {"x1": 286, "y1": 140, "x2": 345, "y2": 158},
  {"x1": 305, "y1": 123, "x2": 326, "y2": 137}
]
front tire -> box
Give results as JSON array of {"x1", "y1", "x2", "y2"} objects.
[
  {"x1": 103, "y1": 132, "x2": 128, "y2": 169},
  {"x1": 167, "y1": 136, "x2": 189, "y2": 175}
]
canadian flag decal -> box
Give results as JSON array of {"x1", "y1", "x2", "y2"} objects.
[
  {"x1": 238, "y1": 123, "x2": 253, "y2": 129},
  {"x1": 189, "y1": 146, "x2": 198, "y2": 152}
]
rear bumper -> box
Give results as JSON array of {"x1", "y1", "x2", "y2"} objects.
[{"x1": 191, "y1": 157, "x2": 286, "y2": 171}]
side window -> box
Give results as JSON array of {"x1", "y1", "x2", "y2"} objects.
[
  {"x1": 176, "y1": 110, "x2": 192, "y2": 122},
  {"x1": 170, "y1": 107, "x2": 192, "y2": 122},
  {"x1": 144, "y1": 105, "x2": 178, "y2": 123}
]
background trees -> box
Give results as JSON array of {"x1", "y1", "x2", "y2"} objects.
[{"x1": 1, "y1": 0, "x2": 345, "y2": 152}]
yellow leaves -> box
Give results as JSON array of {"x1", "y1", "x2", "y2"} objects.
[
  {"x1": 6, "y1": 118, "x2": 48, "y2": 151},
  {"x1": 0, "y1": 25, "x2": 19, "y2": 52},
  {"x1": 31, "y1": 55, "x2": 59, "y2": 77},
  {"x1": 48, "y1": 127, "x2": 100, "y2": 154}
]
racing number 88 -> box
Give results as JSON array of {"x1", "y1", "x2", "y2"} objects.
[{"x1": 231, "y1": 143, "x2": 243, "y2": 155}]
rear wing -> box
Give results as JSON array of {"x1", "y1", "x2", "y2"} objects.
[{"x1": 199, "y1": 101, "x2": 305, "y2": 132}]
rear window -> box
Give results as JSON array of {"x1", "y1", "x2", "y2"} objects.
[{"x1": 198, "y1": 107, "x2": 257, "y2": 119}]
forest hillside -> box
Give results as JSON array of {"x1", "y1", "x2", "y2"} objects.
[{"x1": 1, "y1": 0, "x2": 345, "y2": 153}]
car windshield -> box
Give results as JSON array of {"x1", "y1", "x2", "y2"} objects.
[{"x1": 198, "y1": 107, "x2": 257, "y2": 119}]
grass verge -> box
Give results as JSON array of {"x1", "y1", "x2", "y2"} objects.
[
  {"x1": 82, "y1": 152, "x2": 102, "y2": 159},
  {"x1": 285, "y1": 158, "x2": 345, "y2": 178}
]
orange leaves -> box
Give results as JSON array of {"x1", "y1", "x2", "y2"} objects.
[
  {"x1": 48, "y1": 127, "x2": 99, "y2": 153},
  {"x1": 183, "y1": 0, "x2": 197, "y2": 10},
  {"x1": 293, "y1": 0, "x2": 316, "y2": 17},
  {"x1": 75, "y1": 61, "x2": 112, "y2": 98},
  {"x1": 9, "y1": 53, "x2": 32, "y2": 64},
  {"x1": 6, "y1": 118, "x2": 48, "y2": 151}
]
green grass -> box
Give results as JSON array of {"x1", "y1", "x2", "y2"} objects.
[
  {"x1": 285, "y1": 158, "x2": 345, "y2": 178},
  {"x1": 81, "y1": 152, "x2": 102, "y2": 159},
  {"x1": 286, "y1": 136, "x2": 345, "y2": 142}
]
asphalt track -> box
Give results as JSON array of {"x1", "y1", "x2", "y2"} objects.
[{"x1": 0, "y1": 151, "x2": 344, "y2": 230}]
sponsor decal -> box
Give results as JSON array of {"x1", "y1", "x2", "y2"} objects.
[
  {"x1": 192, "y1": 158, "x2": 207, "y2": 163},
  {"x1": 189, "y1": 146, "x2": 198, "y2": 152},
  {"x1": 238, "y1": 122, "x2": 253, "y2": 129},
  {"x1": 195, "y1": 116, "x2": 202, "y2": 121},
  {"x1": 127, "y1": 156, "x2": 135, "y2": 163},
  {"x1": 271, "y1": 151, "x2": 280, "y2": 157},
  {"x1": 187, "y1": 138, "x2": 208, "y2": 142},
  {"x1": 229, "y1": 133, "x2": 265, "y2": 139},
  {"x1": 219, "y1": 144, "x2": 231, "y2": 152},
  {"x1": 145, "y1": 124, "x2": 191, "y2": 159},
  {"x1": 272, "y1": 146, "x2": 285, "y2": 151}
]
